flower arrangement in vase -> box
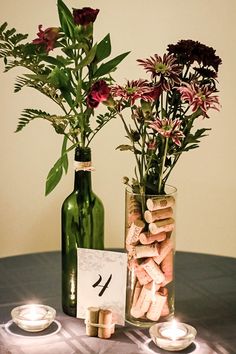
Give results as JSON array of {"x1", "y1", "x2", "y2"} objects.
[{"x1": 111, "y1": 40, "x2": 222, "y2": 326}]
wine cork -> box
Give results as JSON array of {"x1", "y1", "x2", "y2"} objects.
[
  {"x1": 136, "y1": 266, "x2": 153, "y2": 285},
  {"x1": 141, "y1": 257, "x2": 165, "y2": 284},
  {"x1": 98, "y1": 309, "x2": 113, "y2": 339},
  {"x1": 144, "y1": 207, "x2": 173, "y2": 223},
  {"x1": 149, "y1": 218, "x2": 175, "y2": 235},
  {"x1": 126, "y1": 219, "x2": 145, "y2": 245},
  {"x1": 139, "y1": 231, "x2": 166, "y2": 244},
  {"x1": 161, "y1": 250, "x2": 173, "y2": 286},
  {"x1": 146, "y1": 288, "x2": 167, "y2": 321},
  {"x1": 128, "y1": 258, "x2": 152, "y2": 285},
  {"x1": 159, "y1": 287, "x2": 169, "y2": 317},
  {"x1": 154, "y1": 238, "x2": 174, "y2": 265},
  {"x1": 128, "y1": 196, "x2": 142, "y2": 224},
  {"x1": 132, "y1": 281, "x2": 142, "y2": 307},
  {"x1": 86, "y1": 307, "x2": 100, "y2": 337},
  {"x1": 130, "y1": 282, "x2": 154, "y2": 318},
  {"x1": 147, "y1": 196, "x2": 175, "y2": 211},
  {"x1": 134, "y1": 243, "x2": 159, "y2": 259}
]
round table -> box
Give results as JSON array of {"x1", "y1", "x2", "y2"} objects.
[{"x1": 0, "y1": 251, "x2": 235, "y2": 354}]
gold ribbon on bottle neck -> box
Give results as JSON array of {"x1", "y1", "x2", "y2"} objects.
[{"x1": 74, "y1": 161, "x2": 95, "y2": 172}]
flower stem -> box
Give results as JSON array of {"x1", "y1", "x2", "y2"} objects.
[{"x1": 158, "y1": 137, "x2": 169, "y2": 194}]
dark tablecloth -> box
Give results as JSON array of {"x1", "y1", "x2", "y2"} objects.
[{"x1": 0, "y1": 251, "x2": 235, "y2": 354}]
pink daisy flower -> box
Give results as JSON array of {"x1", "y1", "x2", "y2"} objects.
[
  {"x1": 149, "y1": 117, "x2": 185, "y2": 146},
  {"x1": 111, "y1": 79, "x2": 155, "y2": 105},
  {"x1": 178, "y1": 83, "x2": 220, "y2": 116},
  {"x1": 137, "y1": 54, "x2": 182, "y2": 91}
]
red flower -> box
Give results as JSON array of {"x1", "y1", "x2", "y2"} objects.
[
  {"x1": 32, "y1": 25, "x2": 59, "y2": 53},
  {"x1": 178, "y1": 83, "x2": 220, "y2": 116},
  {"x1": 149, "y1": 118, "x2": 185, "y2": 146},
  {"x1": 73, "y1": 7, "x2": 99, "y2": 26},
  {"x1": 87, "y1": 80, "x2": 110, "y2": 108}
]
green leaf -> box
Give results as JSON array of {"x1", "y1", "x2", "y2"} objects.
[
  {"x1": 61, "y1": 135, "x2": 68, "y2": 173},
  {"x1": 47, "y1": 67, "x2": 69, "y2": 88},
  {"x1": 24, "y1": 73, "x2": 49, "y2": 83},
  {"x1": 45, "y1": 143, "x2": 77, "y2": 195},
  {"x1": 116, "y1": 144, "x2": 133, "y2": 152},
  {"x1": 57, "y1": 0, "x2": 74, "y2": 38},
  {"x1": 45, "y1": 158, "x2": 63, "y2": 196},
  {"x1": 10, "y1": 33, "x2": 28, "y2": 44},
  {"x1": 95, "y1": 34, "x2": 111, "y2": 63},
  {"x1": 15, "y1": 109, "x2": 51, "y2": 132},
  {"x1": 0, "y1": 22, "x2": 8, "y2": 33},
  {"x1": 94, "y1": 51, "x2": 130, "y2": 77},
  {"x1": 14, "y1": 76, "x2": 30, "y2": 93},
  {"x1": 60, "y1": 89, "x2": 74, "y2": 107},
  {"x1": 4, "y1": 28, "x2": 16, "y2": 39},
  {"x1": 40, "y1": 55, "x2": 66, "y2": 67},
  {"x1": 77, "y1": 43, "x2": 97, "y2": 70},
  {"x1": 183, "y1": 144, "x2": 199, "y2": 152}
]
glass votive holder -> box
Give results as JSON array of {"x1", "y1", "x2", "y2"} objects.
[
  {"x1": 149, "y1": 320, "x2": 197, "y2": 351},
  {"x1": 11, "y1": 304, "x2": 56, "y2": 332}
]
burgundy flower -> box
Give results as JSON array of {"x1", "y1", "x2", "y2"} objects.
[
  {"x1": 87, "y1": 80, "x2": 110, "y2": 108},
  {"x1": 149, "y1": 118, "x2": 185, "y2": 146},
  {"x1": 32, "y1": 25, "x2": 59, "y2": 53},
  {"x1": 73, "y1": 7, "x2": 99, "y2": 26},
  {"x1": 178, "y1": 83, "x2": 220, "y2": 116},
  {"x1": 137, "y1": 54, "x2": 182, "y2": 91},
  {"x1": 167, "y1": 39, "x2": 222, "y2": 72},
  {"x1": 111, "y1": 79, "x2": 155, "y2": 105}
]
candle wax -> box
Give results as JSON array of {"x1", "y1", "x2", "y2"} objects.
[{"x1": 160, "y1": 320, "x2": 187, "y2": 340}]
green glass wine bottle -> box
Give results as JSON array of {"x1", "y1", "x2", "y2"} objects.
[{"x1": 61, "y1": 147, "x2": 104, "y2": 317}]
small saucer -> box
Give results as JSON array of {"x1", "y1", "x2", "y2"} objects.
[{"x1": 5, "y1": 320, "x2": 61, "y2": 338}]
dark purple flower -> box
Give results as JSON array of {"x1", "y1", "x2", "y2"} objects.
[
  {"x1": 87, "y1": 80, "x2": 110, "y2": 108},
  {"x1": 73, "y1": 7, "x2": 99, "y2": 26},
  {"x1": 32, "y1": 25, "x2": 59, "y2": 53},
  {"x1": 167, "y1": 39, "x2": 222, "y2": 72},
  {"x1": 193, "y1": 67, "x2": 217, "y2": 79}
]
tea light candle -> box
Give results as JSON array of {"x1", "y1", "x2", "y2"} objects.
[
  {"x1": 149, "y1": 319, "x2": 197, "y2": 351},
  {"x1": 11, "y1": 304, "x2": 56, "y2": 332},
  {"x1": 160, "y1": 319, "x2": 187, "y2": 340}
]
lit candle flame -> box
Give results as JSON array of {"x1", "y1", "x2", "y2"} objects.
[{"x1": 160, "y1": 319, "x2": 187, "y2": 341}]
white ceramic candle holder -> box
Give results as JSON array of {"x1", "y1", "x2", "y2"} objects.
[
  {"x1": 11, "y1": 304, "x2": 56, "y2": 332},
  {"x1": 149, "y1": 320, "x2": 197, "y2": 351}
]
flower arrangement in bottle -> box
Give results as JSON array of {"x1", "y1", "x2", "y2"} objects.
[{"x1": 0, "y1": 0, "x2": 129, "y2": 194}]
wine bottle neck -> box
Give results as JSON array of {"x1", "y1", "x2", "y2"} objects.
[
  {"x1": 73, "y1": 147, "x2": 92, "y2": 192},
  {"x1": 74, "y1": 170, "x2": 92, "y2": 192}
]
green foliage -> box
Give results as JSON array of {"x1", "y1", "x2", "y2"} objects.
[
  {"x1": 15, "y1": 109, "x2": 51, "y2": 132},
  {"x1": 0, "y1": 0, "x2": 130, "y2": 194},
  {"x1": 116, "y1": 144, "x2": 134, "y2": 152},
  {"x1": 95, "y1": 34, "x2": 111, "y2": 63},
  {"x1": 45, "y1": 142, "x2": 76, "y2": 195},
  {"x1": 94, "y1": 52, "x2": 130, "y2": 77}
]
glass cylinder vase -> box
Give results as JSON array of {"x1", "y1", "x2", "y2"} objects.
[
  {"x1": 125, "y1": 185, "x2": 177, "y2": 327},
  {"x1": 61, "y1": 147, "x2": 104, "y2": 317}
]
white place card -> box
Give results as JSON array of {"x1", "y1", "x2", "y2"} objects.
[{"x1": 76, "y1": 248, "x2": 128, "y2": 325}]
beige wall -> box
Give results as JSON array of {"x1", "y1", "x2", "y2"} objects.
[{"x1": 0, "y1": 0, "x2": 235, "y2": 258}]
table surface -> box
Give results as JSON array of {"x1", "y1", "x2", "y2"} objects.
[{"x1": 0, "y1": 251, "x2": 235, "y2": 354}]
